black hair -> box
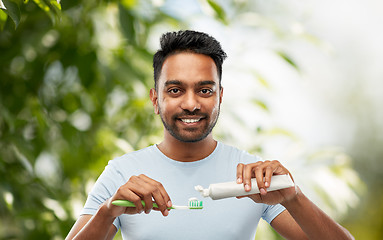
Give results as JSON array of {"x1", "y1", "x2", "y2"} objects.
[{"x1": 153, "y1": 30, "x2": 227, "y2": 90}]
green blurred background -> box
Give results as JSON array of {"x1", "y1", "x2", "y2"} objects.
[{"x1": 1, "y1": 0, "x2": 382, "y2": 239}]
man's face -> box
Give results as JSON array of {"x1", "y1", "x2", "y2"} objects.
[{"x1": 150, "y1": 52, "x2": 223, "y2": 143}]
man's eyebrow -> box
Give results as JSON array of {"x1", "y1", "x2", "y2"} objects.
[
  {"x1": 164, "y1": 80, "x2": 183, "y2": 87},
  {"x1": 164, "y1": 80, "x2": 216, "y2": 87},
  {"x1": 196, "y1": 80, "x2": 216, "y2": 87}
]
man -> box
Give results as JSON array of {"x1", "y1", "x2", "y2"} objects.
[{"x1": 66, "y1": 30, "x2": 354, "y2": 240}]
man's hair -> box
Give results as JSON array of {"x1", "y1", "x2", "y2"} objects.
[{"x1": 153, "y1": 30, "x2": 227, "y2": 90}]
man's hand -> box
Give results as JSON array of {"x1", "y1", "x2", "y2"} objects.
[
  {"x1": 236, "y1": 160, "x2": 297, "y2": 205},
  {"x1": 105, "y1": 174, "x2": 172, "y2": 218}
]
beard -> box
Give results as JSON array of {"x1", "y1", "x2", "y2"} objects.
[{"x1": 158, "y1": 107, "x2": 220, "y2": 143}]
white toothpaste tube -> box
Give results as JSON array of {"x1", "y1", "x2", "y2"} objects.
[{"x1": 195, "y1": 174, "x2": 295, "y2": 200}]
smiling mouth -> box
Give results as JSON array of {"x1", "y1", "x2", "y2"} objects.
[{"x1": 180, "y1": 118, "x2": 202, "y2": 123}]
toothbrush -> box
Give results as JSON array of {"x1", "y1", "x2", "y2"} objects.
[{"x1": 112, "y1": 197, "x2": 203, "y2": 210}]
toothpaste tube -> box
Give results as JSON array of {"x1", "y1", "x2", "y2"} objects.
[{"x1": 195, "y1": 174, "x2": 295, "y2": 200}]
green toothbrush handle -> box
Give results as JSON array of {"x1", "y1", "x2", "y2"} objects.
[{"x1": 112, "y1": 200, "x2": 172, "y2": 209}]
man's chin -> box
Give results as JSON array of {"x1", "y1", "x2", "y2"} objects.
[{"x1": 171, "y1": 131, "x2": 209, "y2": 143}]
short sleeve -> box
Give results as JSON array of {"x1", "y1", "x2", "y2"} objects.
[
  {"x1": 261, "y1": 204, "x2": 286, "y2": 224},
  {"x1": 80, "y1": 162, "x2": 123, "y2": 229}
]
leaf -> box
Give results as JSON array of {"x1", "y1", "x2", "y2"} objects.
[
  {"x1": 264, "y1": 127, "x2": 298, "y2": 140},
  {"x1": 2, "y1": 0, "x2": 20, "y2": 28},
  {"x1": 49, "y1": 0, "x2": 61, "y2": 20},
  {"x1": 207, "y1": 0, "x2": 227, "y2": 25},
  {"x1": 118, "y1": 3, "x2": 136, "y2": 45},
  {"x1": 252, "y1": 70, "x2": 270, "y2": 89},
  {"x1": 252, "y1": 99, "x2": 269, "y2": 112},
  {"x1": 50, "y1": 0, "x2": 61, "y2": 11},
  {"x1": 33, "y1": 0, "x2": 50, "y2": 12},
  {"x1": 32, "y1": 0, "x2": 62, "y2": 24},
  {"x1": 0, "y1": 0, "x2": 6, "y2": 9},
  {"x1": 0, "y1": 8, "x2": 7, "y2": 30},
  {"x1": 276, "y1": 51, "x2": 300, "y2": 71},
  {"x1": 121, "y1": 0, "x2": 136, "y2": 9}
]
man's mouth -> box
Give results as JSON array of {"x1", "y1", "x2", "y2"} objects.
[{"x1": 180, "y1": 118, "x2": 202, "y2": 123}]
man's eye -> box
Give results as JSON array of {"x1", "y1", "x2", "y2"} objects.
[
  {"x1": 169, "y1": 88, "x2": 180, "y2": 94},
  {"x1": 200, "y1": 89, "x2": 212, "y2": 94}
]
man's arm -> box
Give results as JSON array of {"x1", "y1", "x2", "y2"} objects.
[
  {"x1": 65, "y1": 210, "x2": 117, "y2": 240},
  {"x1": 237, "y1": 161, "x2": 354, "y2": 240},
  {"x1": 276, "y1": 186, "x2": 353, "y2": 240},
  {"x1": 66, "y1": 174, "x2": 172, "y2": 240},
  {"x1": 270, "y1": 210, "x2": 308, "y2": 240}
]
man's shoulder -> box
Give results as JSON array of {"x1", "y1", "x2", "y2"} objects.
[{"x1": 109, "y1": 145, "x2": 158, "y2": 165}]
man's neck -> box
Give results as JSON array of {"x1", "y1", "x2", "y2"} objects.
[{"x1": 157, "y1": 135, "x2": 217, "y2": 162}]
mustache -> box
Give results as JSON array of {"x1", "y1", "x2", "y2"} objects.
[{"x1": 173, "y1": 110, "x2": 208, "y2": 119}]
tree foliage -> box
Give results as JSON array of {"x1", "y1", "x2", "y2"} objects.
[{"x1": 0, "y1": 0, "x2": 178, "y2": 238}]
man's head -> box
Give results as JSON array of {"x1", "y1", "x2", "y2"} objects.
[
  {"x1": 153, "y1": 30, "x2": 227, "y2": 90},
  {"x1": 150, "y1": 30, "x2": 226, "y2": 143}
]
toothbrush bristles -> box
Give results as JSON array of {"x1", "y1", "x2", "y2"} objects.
[{"x1": 188, "y1": 199, "x2": 203, "y2": 209}]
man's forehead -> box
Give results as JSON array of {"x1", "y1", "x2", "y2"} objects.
[
  {"x1": 157, "y1": 52, "x2": 219, "y2": 88},
  {"x1": 161, "y1": 53, "x2": 217, "y2": 72}
]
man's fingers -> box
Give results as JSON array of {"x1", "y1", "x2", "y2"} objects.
[
  {"x1": 254, "y1": 161, "x2": 267, "y2": 194},
  {"x1": 243, "y1": 162, "x2": 259, "y2": 192},
  {"x1": 125, "y1": 176, "x2": 151, "y2": 213},
  {"x1": 239, "y1": 160, "x2": 291, "y2": 195},
  {"x1": 264, "y1": 161, "x2": 279, "y2": 188},
  {"x1": 122, "y1": 175, "x2": 161, "y2": 215},
  {"x1": 236, "y1": 163, "x2": 244, "y2": 183},
  {"x1": 110, "y1": 174, "x2": 171, "y2": 217},
  {"x1": 237, "y1": 160, "x2": 295, "y2": 205},
  {"x1": 115, "y1": 184, "x2": 144, "y2": 214},
  {"x1": 137, "y1": 174, "x2": 171, "y2": 216}
]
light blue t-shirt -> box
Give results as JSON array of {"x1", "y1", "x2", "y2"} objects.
[{"x1": 81, "y1": 142, "x2": 286, "y2": 240}]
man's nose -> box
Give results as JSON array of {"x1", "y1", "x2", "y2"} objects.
[{"x1": 180, "y1": 92, "x2": 201, "y2": 112}]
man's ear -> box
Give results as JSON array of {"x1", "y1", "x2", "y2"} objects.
[
  {"x1": 219, "y1": 86, "x2": 224, "y2": 104},
  {"x1": 150, "y1": 88, "x2": 159, "y2": 114}
]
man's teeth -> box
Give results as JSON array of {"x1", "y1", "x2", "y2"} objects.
[{"x1": 181, "y1": 119, "x2": 200, "y2": 123}]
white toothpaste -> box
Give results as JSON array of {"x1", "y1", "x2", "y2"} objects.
[{"x1": 195, "y1": 174, "x2": 295, "y2": 200}]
